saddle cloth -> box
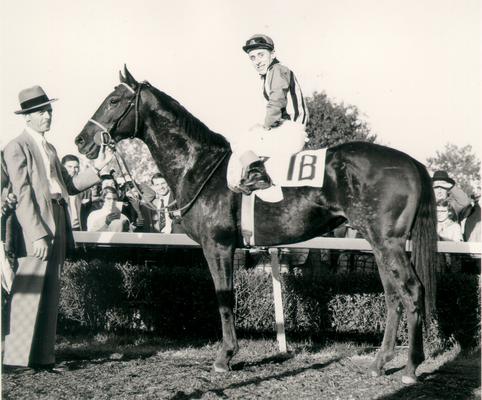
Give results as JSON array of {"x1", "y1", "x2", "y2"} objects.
[
  {"x1": 228, "y1": 148, "x2": 327, "y2": 202},
  {"x1": 232, "y1": 148, "x2": 328, "y2": 246}
]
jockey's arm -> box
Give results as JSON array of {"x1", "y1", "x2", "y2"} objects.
[{"x1": 264, "y1": 65, "x2": 290, "y2": 129}]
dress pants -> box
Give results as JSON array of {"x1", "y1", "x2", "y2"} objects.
[{"x1": 3, "y1": 200, "x2": 66, "y2": 367}]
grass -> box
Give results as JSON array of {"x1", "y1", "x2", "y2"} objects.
[{"x1": 2, "y1": 334, "x2": 480, "y2": 399}]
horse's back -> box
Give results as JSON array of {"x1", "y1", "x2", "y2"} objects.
[{"x1": 323, "y1": 141, "x2": 424, "y2": 236}]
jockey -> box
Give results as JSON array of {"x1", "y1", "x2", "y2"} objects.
[{"x1": 233, "y1": 34, "x2": 309, "y2": 195}]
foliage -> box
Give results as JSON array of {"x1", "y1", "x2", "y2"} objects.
[
  {"x1": 103, "y1": 138, "x2": 159, "y2": 185},
  {"x1": 426, "y1": 143, "x2": 481, "y2": 196},
  {"x1": 59, "y1": 259, "x2": 480, "y2": 350},
  {"x1": 304, "y1": 91, "x2": 377, "y2": 149}
]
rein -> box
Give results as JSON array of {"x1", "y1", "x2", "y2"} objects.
[{"x1": 168, "y1": 150, "x2": 230, "y2": 218}]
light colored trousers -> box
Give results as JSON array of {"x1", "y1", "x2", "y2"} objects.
[{"x1": 231, "y1": 121, "x2": 307, "y2": 161}]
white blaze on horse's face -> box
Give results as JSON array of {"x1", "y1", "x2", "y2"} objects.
[{"x1": 248, "y1": 49, "x2": 276, "y2": 75}]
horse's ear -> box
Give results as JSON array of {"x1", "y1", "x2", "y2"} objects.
[
  {"x1": 123, "y1": 65, "x2": 139, "y2": 89},
  {"x1": 119, "y1": 69, "x2": 126, "y2": 83}
]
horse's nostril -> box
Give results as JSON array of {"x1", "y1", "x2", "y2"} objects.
[{"x1": 75, "y1": 136, "x2": 84, "y2": 146}]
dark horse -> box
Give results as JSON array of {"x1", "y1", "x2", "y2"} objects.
[{"x1": 75, "y1": 67, "x2": 437, "y2": 384}]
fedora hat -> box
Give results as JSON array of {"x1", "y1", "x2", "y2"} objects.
[
  {"x1": 14, "y1": 85, "x2": 58, "y2": 115},
  {"x1": 432, "y1": 170, "x2": 455, "y2": 189}
]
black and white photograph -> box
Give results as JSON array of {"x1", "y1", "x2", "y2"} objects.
[{"x1": 1, "y1": 0, "x2": 480, "y2": 398}]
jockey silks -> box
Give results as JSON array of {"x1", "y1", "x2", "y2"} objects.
[{"x1": 262, "y1": 59, "x2": 308, "y2": 129}]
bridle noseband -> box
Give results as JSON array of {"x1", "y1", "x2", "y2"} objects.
[{"x1": 88, "y1": 81, "x2": 147, "y2": 145}]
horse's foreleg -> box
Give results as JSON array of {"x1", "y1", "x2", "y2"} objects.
[{"x1": 203, "y1": 245, "x2": 238, "y2": 372}]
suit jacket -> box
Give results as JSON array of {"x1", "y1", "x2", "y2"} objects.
[{"x1": 3, "y1": 130, "x2": 100, "y2": 256}]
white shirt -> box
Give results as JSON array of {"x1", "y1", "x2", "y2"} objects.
[
  {"x1": 437, "y1": 219, "x2": 463, "y2": 242},
  {"x1": 87, "y1": 207, "x2": 130, "y2": 232},
  {"x1": 26, "y1": 127, "x2": 63, "y2": 196},
  {"x1": 68, "y1": 194, "x2": 81, "y2": 229}
]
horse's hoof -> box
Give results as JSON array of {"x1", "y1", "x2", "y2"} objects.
[
  {"x1": 213, "y1": 363, "x2": 229, "y2": 373},
  {"x1": 401, "y1": 375, "x2": 418, "y2": 385}
]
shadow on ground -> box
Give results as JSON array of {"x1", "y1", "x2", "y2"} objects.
[
  {"x1": 55, "y1": 335, "x2": 214, "y2": 370},
  {"x1": 377, "y1": 350, "x2": 480, "y2": 400},
  {"x1": 170, "y1": 356, "x2": 342, "y2": 400}
]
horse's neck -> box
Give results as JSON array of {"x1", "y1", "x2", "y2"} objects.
[{"x1": 142, "y1": 122, "x2": 226, "y2": 199}]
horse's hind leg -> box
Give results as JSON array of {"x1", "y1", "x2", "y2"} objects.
[
  {"x1": 203, "y1": 243, "x2": 239, "y2": 372},
  {"x1": 369, "y1": 271, "x2": 402, "y2": 377},
  {"x1": 370, "y1": 239, "x2": 424, "y2": 384}
]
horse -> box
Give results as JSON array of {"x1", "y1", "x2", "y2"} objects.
[{"x1": 75, "y1": 66, "x2": 437, "y2": 384}]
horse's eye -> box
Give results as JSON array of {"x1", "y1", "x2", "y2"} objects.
[{"x1": 109, "y1": 97, "x2": 120, "y2": 105}]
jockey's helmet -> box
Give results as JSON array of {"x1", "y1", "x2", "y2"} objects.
[{"x1": 242, "y1": 34, "x2": 274, "y2": 53}]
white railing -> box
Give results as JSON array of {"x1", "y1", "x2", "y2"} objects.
[{"x1": 73, "y1": 232, "x2": 482, "y2": 255}]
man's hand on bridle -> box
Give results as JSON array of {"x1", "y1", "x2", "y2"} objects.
[{"x1": 93, "y1": 145, "x2": 115, "y2": 173}]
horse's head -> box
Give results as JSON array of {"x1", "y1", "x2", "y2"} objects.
[{"x1": 75, "y1": 66, "x2": 144, "y2": 159}]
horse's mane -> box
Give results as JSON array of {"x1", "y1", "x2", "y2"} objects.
[{"x1": 150, "y1": 86, "x2": 230, "y2": 149}]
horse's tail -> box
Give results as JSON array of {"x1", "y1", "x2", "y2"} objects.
[{"x1": 410, "y1": 160, "x2": 437, "y2": 324}]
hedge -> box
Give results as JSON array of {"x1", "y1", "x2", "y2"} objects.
[{"x1": 58, "y1": 257, "x2": 480, "y2": 349}]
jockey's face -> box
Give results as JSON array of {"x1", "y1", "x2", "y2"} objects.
[{"x1": 248, "y1": 49, "x2": 276, "y2": 75}]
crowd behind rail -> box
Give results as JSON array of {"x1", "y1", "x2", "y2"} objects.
[{"x1": 58, "y1": 154, "x2": 184, "y2": 234}]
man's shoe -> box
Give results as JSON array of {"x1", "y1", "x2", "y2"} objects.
[
  {"x1": 31, "y1": 363, "x2": 67, "y2": 373},
  {"x1": 239, "y1": 161, "x2": 272, "y2": 194},
  {"x1": 2, "y1": 365, "x2": 35, "y2": 375}
]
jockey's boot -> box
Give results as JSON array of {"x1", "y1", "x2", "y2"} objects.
[{"x1": 239, "y1": 160, "x2": 272, "y2": 195}]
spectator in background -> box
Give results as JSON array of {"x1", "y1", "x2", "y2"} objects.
[
  {"x1": 119, "y1": 179, "x2": 156, "y2": 232},
  {"x1": 436, "y1": 200, "x2": 463, "y2": 242},
  {"x1": 432, "y1": 170, "x2": 472, "y2": 223},
  {"x1": 151, "y1": 173, "x2": 172, "y2": 233},
  {"x1": 1, "y1": 154, "x2": 18, "y2": 344},
  {"x1": 88, "y1": 171, "x2": 118, "y2": 213},
  {"x1": 463, "y1": 188, "x2": 480, "y2": 242},
  {"x1": 87, "y1": 187, "x2": 131, "y2": 232},
  {"x1": 149, "y1": 173, "x2": 187, "y2": 233},
  {"x1": 61, "y1": 154, "x2": 90, "y2": 230}
]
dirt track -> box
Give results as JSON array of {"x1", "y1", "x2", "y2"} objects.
[{"x1": 2, "y1": 338, "x2": 480, "y2": 399}]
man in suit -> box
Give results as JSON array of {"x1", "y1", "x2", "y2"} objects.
[
  {"x1": 2, "y1": 85, "x2": 113, "y2": 371},
  {"x1": 150, "y1": 173, "x2": 184, "y2": 233}
]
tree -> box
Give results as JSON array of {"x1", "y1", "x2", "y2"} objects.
[
  {"x1": 426, "y1": 143, "x2": 480, "y2": 196},
  {"x1": 304, "y1": 91, "x2": 377, "y2": 149},
  {"x1": 105, "y1": 139, "x2": 159, "y2": 184}
]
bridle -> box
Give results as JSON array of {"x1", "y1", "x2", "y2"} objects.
[
  {"x1": 88, "y1": 81, "x2": 146, "y2": 144},
  {"x1": 87, "y1": 81, "x2": 159, "y2": 210},
  {"x1": 86, "y1": 80, "x2": 230, "y2": 219}
]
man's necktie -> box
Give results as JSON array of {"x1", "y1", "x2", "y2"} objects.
[
  {"x1": 42, "y1": 139, "x2": 57, "y2": 176},
  {"x1": 159, "y1": 198, "x2": 166, "y2": 231}
]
